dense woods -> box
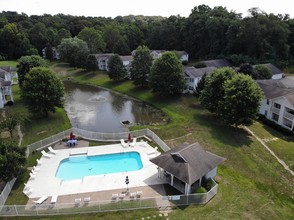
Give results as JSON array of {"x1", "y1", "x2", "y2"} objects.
[{"x1": 0, "y1": 5, "x2": 293, "y2": 67}]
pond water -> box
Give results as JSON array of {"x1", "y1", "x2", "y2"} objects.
[{"x1": 63, "y1": 81, "x2": 167, "y2": 132}]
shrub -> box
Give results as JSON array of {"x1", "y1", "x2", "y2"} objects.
[
  {"x1": 194, "y1": 61, "x2": 206, "y2": 68},
  {"x1": 204, "y1": 178, "x2": 216, "y2": 191},
  {"x1": 195, "y1": 187, "x2": 207, "y2": 194}
]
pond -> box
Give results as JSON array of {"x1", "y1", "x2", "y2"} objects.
[{"x1": 63, "y1": 81, "x2": 167, "y2": 132}]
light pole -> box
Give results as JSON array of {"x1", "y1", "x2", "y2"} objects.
[{"x1": 125, "y1": 176, "x2": 129, "y2": 193}]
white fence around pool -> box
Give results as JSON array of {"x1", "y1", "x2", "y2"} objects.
[
  {"x1": 0, "y1": 182, "x2": 218, "y2": 217},
  {"x1": 26, "y1": 127, "x2": 171, "y2": 156}
]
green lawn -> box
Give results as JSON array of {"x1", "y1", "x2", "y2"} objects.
[
  {"x1": 0, "y1": 60, "x2": 18, "y2": 68},
  {"x1": 249, "y1": 121, "x2": 294, "y2": 170},
  {"x1": 3, "y1": 62, "x2": 294, "y2": 219}
]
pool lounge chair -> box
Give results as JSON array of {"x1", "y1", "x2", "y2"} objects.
[
  {"x1": 33, "y1": 195, "x2": 48, "y2": 205},
  {"x1": 31, "y1": 169, "x2": 38, "y2": 175},
  {"x1": 51, "y1": 195, "x2": 58, "y2": 204},
  {"x1": 84, "y1": 197, "x2": 91, "y2": 203},
  {"x1": 24, "y1": 183, "x2": 31, "y2": 190},
  {"x1": 119, "y1": 193, "x2": 126, "y2": 199},
  {"x1": 36, "y1": 158, "x2": 42, "y2": 165},
  {"x1": 130, "y1": 138, "x2": 137, "y2": 147},
  {"x1": 112, "y1": 193, "x2": 118, "y2": 200},
  {"x1": 75, "y1": 198, "x2": 82, "y2": 206},
  {"x1": 48, "y1": 146, "x2": 58, "y2": 154},
  {"x1": 41, "y1": 150, "x2": 52, "y2": 158},
  {"x1": 33, "y1": 166, "x2": 40, "y2": 172},
  {"x1": 29, "y1": 173, "x2": 36, "y2": 179},
  {"x1": 120, "y1": 139, "x2": 128, "y2": 148},
  {"x1": 136, "y1": 191, "x2": 143, "y2": 198},
  {"x1": 147, "y1": 147, "x2": 158, "y2": 155},
  {"x1": 130, "y1": 192, "x2": 136, "y2": 198}
]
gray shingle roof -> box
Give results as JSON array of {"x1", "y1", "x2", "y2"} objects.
[
  {"x1": 150, "y1": 143, "x2": 226, "y2": 185},
  {"x1": 203, "y1": 59, "x2": 231, "y2": 68},
  {"x1": 257, "y1": 79, "x2": 294, "y2": 106},
  {"x1": 184, "y1": 66, "x2": 216, "y2": 78},
  {"x1": 119, "y1": 55, "x2": 133, "y2": 62}
]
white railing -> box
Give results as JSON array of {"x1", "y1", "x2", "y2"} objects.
[
  {"x1": 0, "y1": 182, "x2": 218, "y2": 217},
  {"x1": 0, "y1": 178, "x2": 16, "y2": 207},
  {"x1": 26, "y1": 128, "x2": 171, "y2": 156},
  {"x1": 283, "y1": 111, "x2": 294, "y2": 121}
]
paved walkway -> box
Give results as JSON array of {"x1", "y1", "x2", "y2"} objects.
[{"x1": 244, "y1": 126, "x2": 294, "y2": 176}]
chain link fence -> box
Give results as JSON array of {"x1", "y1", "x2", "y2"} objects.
[{"x1": 0, "y1": 183, "x2": 218, "y2": 217}]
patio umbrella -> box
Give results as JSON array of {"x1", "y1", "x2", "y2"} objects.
[
  {"x1": 70, "y1": 132, "x2": 74, "y2": 140},
  {"x1": 128, "y1": 133, "x2": 132, "y2": 142}
]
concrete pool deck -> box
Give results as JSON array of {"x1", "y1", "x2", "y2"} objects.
[{"x1": 26, "y1": 141, "x2": 165, "y2": 199}]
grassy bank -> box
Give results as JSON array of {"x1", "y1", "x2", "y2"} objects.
[{"x1": 49, "y1": 62, "x2": 294, "y2": 219}]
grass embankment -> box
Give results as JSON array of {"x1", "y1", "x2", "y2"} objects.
[
  {"x1": 48, "y1": 62, "x2": 294, "y2": 219},
  {"x1": 3, "y1": 62, "x2": 293, "y2": 219},
  {"x1": 0, "y1": 60, "x2": 18, "y2": 68}
]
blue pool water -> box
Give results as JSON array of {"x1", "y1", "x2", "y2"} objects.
[{"x1": 55, "y1": 152, "x2": 143, "y2": 181}]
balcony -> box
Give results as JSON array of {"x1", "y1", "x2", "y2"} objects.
[
  {"x1": 283, "y1": 111, "x2": 294, "y2": 121},
  {"x1": 271, "y1": 107, "x2": 280, "y2": 114}
]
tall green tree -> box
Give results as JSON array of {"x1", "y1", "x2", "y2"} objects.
[
  {"x1": 17, "y1": 55, "x2": 47, "y2": 86},
  {"x1": 0, "y1": 23, "x2": 32, "y2": 59},
  {"x1": 0, "y1": 111, "x2": 26, "y2": 138},
  {"x1": 221, "y1": 74, "x2": 263, "y2": 126},
  {"x1": 194, "y1": 73, "x2": 207, "y2": 98},
  {"x1": 77, "y1": 27, "x2": 106, "y2": 53},
  {"x1": 107, "y1": 54, "x2": 126, "y2": 81},
  {"x1": 200, "y1": 67, "x2": 235, "y2": 113},
  {"x1": 149, "y1": 52, "x2": 185, "y2": 95},
  {"x1": 58, "y1": 37, "x2": 89, "y2": 68},
  {"x1": 130, "y1": 45, "x2": 153, "y2": 87},
  {"x1": 0, "y1": 139, "x2": 26, "y2": 182},
  {"x1": 85, "y1": 54, "x2": 98, "y2": 71},
  {"x1": 21, "y1": 67, "x2": 64, "y2": 117}
]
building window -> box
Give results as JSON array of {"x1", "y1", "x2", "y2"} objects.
[
  {"x1": 266, "y1": 99, "x2": 269, "y2": 105},
  {"x1": 189, "y1": 86, "x2": 193, "y2": 90},
  {"x1": 274, "y1": 103, "x2": 281, "y2": 109},
  {"x1": 265, "y1": 110, "x2": 268, "y2": 117},
  {"x1": 272, "y1": 113, "x2": 279, "y2": 122},
  {"x1": 189, "y1": 78, "x2": 194, "y2": 83}
]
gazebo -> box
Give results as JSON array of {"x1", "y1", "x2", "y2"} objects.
[{"x1": 150, "y1": 143, "x2": 226, "y2": 195}]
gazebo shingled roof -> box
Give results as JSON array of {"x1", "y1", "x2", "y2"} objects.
[{"x1": 150, "y1": 143, "x2": 226, "y2": 185}]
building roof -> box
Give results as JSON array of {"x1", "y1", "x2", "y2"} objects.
[
  {"x1": 203, "y1": 59, "x2": 231, "y2": 68},
  {"x1": 257, "y1": 78, "x2": 294, "y2": 106},
  {"x1": 150, "y1": 143, "x2": 226, "y2": 185},
  {"x1": 184, "y1": 66, "x2": 216, "y2": 78},
  {"x1": 119, "y1": 55, "x2": 133, "y2": 62},
  {"x1": 175, "y1": 51, "x2": 189, "y2": 56},
  {"x1": 94, "y1": 53, "x2": 114, "y2": 60}
]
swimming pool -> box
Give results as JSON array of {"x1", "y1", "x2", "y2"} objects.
[{"x1": 55, "y1": 152, "x2": 143, "y2": 181}]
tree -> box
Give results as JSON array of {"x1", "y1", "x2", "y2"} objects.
[
  {"x1": 221, "y1": 74, "x2": 263, "y2": 126},
  {"x1": 130, "y1": 45, "x2": 153, "y2": 87},
  {"x1": 58, "y1": 37, "x2": 89, "y2": 68},
  {"x1": 107, "y1": 54, "x2": 127, "y2": 81},
  {"x1": 77, "y1": 27, "x2": 106, "y2": 53},
  {"x1": 17, "y1": 55, "x2": 47, "y2": 86},
  {"x1": 149, "y1": 52, "x2": 186, "y2": 95},
  {"x1": 0, "y1": 111, "x2": 26, "y2": 138},
  {"x1": 200, "y1": 67, "x2": 235, "y2": 114},
  {"x1": 85, "y1": 54, "x2": 98, "y2": 71},
  {"x1": 194, "y1": 73, "x2": 207, "y2": 98},
  {"x1": 0, "y1": 23, "x2": 33, "y2": 59},
  {"x1": 0, "y1": 139, "x2": 26, "y2": 182},
  {"x1": 238, "y1": 63, "x2": 258, "y2": 79},
  {"x1": 254, "y1": 64, "x2": 272, "y2": 79},
  {"x1": 21, "y1": 67, "x2": 64, "y2": 117}
]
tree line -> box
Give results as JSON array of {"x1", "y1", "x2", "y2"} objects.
[{"x1": 1, "y1": 5, "x2": 294, "y2": 67}]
